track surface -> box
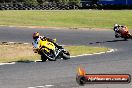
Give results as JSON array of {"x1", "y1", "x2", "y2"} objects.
[{"x1": 0, "y1": 26, "x2": 132, "y2": 88}]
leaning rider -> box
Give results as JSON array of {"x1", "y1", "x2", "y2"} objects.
[
  {"x1": 113, "y1": 24, "x2": 120, "y2": 36},
  {"x1": 113, "y1": 24, "x2": 129, "y2": 37},
  {"x1": 32, "y1": 32, "x2": 62, "y2": 53}
]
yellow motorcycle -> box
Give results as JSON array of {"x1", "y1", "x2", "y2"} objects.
[{"x1": 34, "y1": 38, "x2": 70, "y2": 62}]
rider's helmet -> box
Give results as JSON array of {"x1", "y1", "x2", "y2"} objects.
[
  {"x1": 33, "y1": 32, "x2": 39, "y2": 39},
  {"x1": 114, "y1": 24, "x2": 118, "y2": 27}
]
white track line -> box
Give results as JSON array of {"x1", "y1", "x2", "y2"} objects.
[
  {"x1": 36, "y1": 86, "x2": 45, "y2": 88},
  {"x1": 45, "y1": 85, "x2": 54, "y2": 87},
  {"x1": 71, "y1": 49, "x2": 115, "y2": 58},
  {"x1": 28, "y1": 85, "x2": 54, "y2": 88},
  {"x1": 0, "y1": 62, "x2": 16, "y2": 66}
]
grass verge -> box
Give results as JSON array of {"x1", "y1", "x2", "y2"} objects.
[
  {"x1": 0, "y1": 10, "x2": 132, "y2": 29},
  {"x1": 0, "y1": 43, "x2": 109, "y2": 63}
]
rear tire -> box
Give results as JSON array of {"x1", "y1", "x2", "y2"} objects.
[
  {"x1": 41, "y1": 55, "x2": 47, "y2": 62},
  {"x1": 41, "y1": 50, "x2": 56, "y2": 61}
]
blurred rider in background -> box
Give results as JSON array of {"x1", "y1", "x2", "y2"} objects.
[{"x1": 113, "y1": 24, "x2": 129, "y2": 38}]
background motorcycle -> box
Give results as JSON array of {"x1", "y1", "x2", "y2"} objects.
[{"x1": 115, "y1": 28, "x2": 132, "y2": 40}]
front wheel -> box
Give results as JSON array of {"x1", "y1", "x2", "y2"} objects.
[
  {"x1": 124, "y1": 37, "x2": 128, "y2": 41},
  {"x1": 62, "y1": 51, "x2": 70, "y2": 60},
  {"x1": 127, "y1": 33, "x2": 132, "y2": 39},
  {"x1": 115, "y1": 34, "x2": 119, "y2": 38}
]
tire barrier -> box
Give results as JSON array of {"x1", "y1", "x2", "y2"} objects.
[{"x1": 0, "y1": 3, "x2": 79, "y2": 10}]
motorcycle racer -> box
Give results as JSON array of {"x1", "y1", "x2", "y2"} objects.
[
  {"x1": 113, "y1": 24, "x2": 120, "y2": 37},
  {"x1": 113, "y1": 24, "x2": 129, "y2": 38},
  {"x1": 32, "y1": 32, "x2": 70, "y2": 62},
  {"x1": 32, "y1": 32, "x2": 62, "y2": 53}
]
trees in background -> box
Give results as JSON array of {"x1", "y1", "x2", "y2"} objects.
[
  {"x1": 0, "y1": 0, "x2": 80, "y2": 5},
  {"x1": 24, "y1": 0, "x2": 38, "y2": 6}
]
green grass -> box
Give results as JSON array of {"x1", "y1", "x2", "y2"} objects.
[
  {"x1": 0, "y1": 10, "x2": 132, "y2": 29},
  {"x1": 0, "y1": 44, "x2": 109, "y2": 63},
  {"x1": 65, "y1": 45, "x2": 108, "y2": 56}
]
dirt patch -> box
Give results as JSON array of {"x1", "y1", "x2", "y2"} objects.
[{"x1": 0, "y1": 42, "x2": 39, "y2": 62}]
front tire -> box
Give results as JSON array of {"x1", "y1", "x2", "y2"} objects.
[
  {"x1": 127, "y1": 34, "x2": 132, "y2": 39},
  {"x1": 124, "y1": 37, "x2": 128, "y2": 41},
  {"x1": 115, "y1": 34, "x2": 119, "y2": 38},
  {"x1": 62, "y1": 51, "x2": 70, "y2": 60}
]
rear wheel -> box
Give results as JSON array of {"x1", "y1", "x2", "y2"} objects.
[
  {"x1": 43, "y1": 50, "x2": 56, "y2": 61},
  {"x1": 41, "y1": 55, "x2": 47, "y2": 62}
]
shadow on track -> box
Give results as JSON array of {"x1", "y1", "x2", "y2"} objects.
[
  {"x1": 89, "y1": 39, "x2": 128, "y2": 45},
  {"x1": 105, "y1": 39, "x2": 128, "y2": 43},
  {"x1": 16, "y1": 60, "x2": 34, "y2": 63},
  {"x1": 16, "y1": 60, "x2": 47, "y2": 63}
]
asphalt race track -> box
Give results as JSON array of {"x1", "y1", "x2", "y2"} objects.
[{"x1": 0, "y1": 26, "x2": 132, "y2": 88}]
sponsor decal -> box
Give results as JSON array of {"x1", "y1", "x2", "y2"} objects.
[{"x1": 76, "y1": 66, "x2": 131, "y2": 85}]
